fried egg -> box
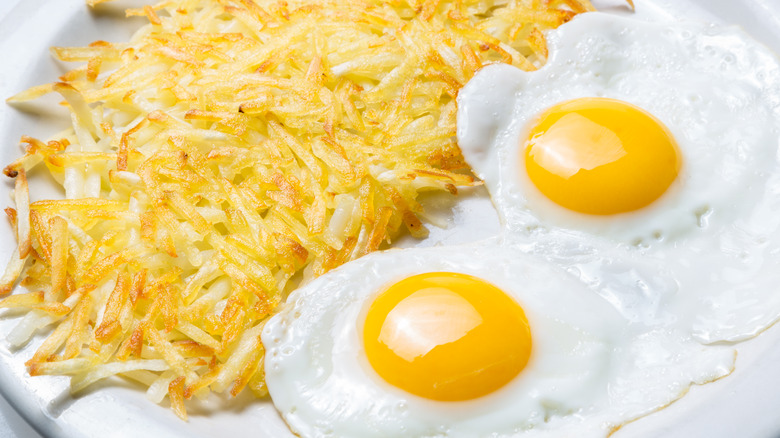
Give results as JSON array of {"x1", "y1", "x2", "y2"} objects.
[
  {"x1": 457, "y1": 12, "x2": 780, "y2": 244},
  {"x1": 456, "y1": 12, "x2": 780, "y2": 343},
  {"x1": 262, "y1": 244, "x2": 734, "y2": 438}
]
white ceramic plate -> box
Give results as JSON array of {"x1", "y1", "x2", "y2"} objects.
[{"x1": 1, "y1": 1, "x2": 780, "y2": 437}]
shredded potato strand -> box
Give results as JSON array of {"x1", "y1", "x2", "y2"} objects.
[{"x1": 1, "y1": 0, "x2": 616, "y2": 419}]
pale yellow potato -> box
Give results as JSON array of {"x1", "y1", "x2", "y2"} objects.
[{"x1": 0, "y1": 0, "x2": 624, "y2": 420}]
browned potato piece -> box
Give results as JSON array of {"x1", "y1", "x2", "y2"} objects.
[{"x1": 1, "y1": 0, "x2": 628, "y2": 420}]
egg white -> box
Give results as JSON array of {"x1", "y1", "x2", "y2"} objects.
[
  {"x1": 456, "y1": 12, "x2": 780, "y2": 343},
  {"x1": 262, "y1": 244, "x2": 734, "y2": 438}
]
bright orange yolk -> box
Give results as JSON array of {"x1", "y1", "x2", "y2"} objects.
[
  {"x1": 524, "y1": 98, "x2": 682, "y2": 215},
  {"x1": 363, "y1": 272, "x2": 532, "y2": 401}
]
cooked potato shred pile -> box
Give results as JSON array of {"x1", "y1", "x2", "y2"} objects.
[{"x1": 1, "y1": 0, "x2": 612, "y2": 419}]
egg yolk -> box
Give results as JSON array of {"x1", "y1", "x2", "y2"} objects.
[
  {"x1": 363, "y1": 272, "x2": 532, "y2": 401},
  {"x1": 523, "y1": 98, "x2": 682, "y2": 215}
]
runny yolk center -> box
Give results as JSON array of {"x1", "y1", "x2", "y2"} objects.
[
  {"x1": 523, "y1": 97, "x2": 682, "y2": 215},
  {"x1": 363, "y1": 272, "x2": 532, "y2": 401}
]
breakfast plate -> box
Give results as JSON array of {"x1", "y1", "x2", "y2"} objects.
[{"x1": 1, "y1": 0, "x2": 780, "y2": 437}]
